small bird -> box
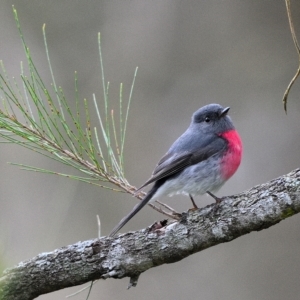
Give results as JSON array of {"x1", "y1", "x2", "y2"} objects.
[{"x1": 109, "y1": 103, "x2": 242, "y2": 237}]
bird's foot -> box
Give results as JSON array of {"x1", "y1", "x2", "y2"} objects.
[
  {"x1": 189, "y1": 194, "x2": 198, "y2": 209},
  {"x1": 206, "y1": 191, "x2": 223, "y2": 204},
  {"x1": 188, "y1": 207, "x2": 198, "y2": 212}
]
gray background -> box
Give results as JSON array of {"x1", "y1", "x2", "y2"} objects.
[{"x1": 1, "y1": 1, "x2": 300, "y2": 299}]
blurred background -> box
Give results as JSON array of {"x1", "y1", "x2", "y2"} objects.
[{"x1": 1, "y1": 1, "x2": 300, "y2": 299}]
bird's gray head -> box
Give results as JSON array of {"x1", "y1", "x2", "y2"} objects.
[{"x1": 191, "y1": 103, "x2": 234, "y2": 134}]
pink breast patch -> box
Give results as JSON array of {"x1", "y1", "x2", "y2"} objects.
[{"x1": 219, "y1": 130, "x2": 242, "y2": 180}]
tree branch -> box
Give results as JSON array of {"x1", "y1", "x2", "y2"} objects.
[{"x1": 1, "y1": 168, "x2": 300, "y2": 300}]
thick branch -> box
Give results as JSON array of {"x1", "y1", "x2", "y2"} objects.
[{"x1": 1, "y1": 168, "x2": 300, "y2": 300}]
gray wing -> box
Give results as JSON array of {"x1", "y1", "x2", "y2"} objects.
[{"x1": 135, "y1": 137, "x2": 226, "y2": 192}]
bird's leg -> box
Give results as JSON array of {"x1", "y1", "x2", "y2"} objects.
[
  {"x1": 206, "y1": 191, "x2": 223, "y2": 204},
  {"x1": 189, "y1": 194, "x2": 198, "y2": 209}
]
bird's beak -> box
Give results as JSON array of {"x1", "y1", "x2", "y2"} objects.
[{"x1": 220, "y1": 107, "x2": 230, "y2": 118}]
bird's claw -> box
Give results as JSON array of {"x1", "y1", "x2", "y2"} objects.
[{"x1": 207, "y1": 191, "x2": 223, "y2": 204}]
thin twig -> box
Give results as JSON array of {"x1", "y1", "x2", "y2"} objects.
[
  {"x1": 155, "y1": 200, "x2": 178, "y2": 214},
  {"x1": 283, "y1": 0, "x2": 300, "y2": 113}
]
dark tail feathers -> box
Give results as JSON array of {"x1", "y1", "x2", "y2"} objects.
[{"x1": 109, "y1": 186, "x2": 158, "y2": 237}]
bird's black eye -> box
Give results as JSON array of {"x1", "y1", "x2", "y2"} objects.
[{"x1": 205, "y1": 116, "x2": 210, "y2": 123}]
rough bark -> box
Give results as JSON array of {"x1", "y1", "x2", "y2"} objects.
[{"x1": 1, "y1": 168, "x2": 300, "y2": 300}]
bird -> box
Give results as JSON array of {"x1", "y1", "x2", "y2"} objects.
[{"x1": 109, "y1": 103, "x2": 242, "y2": 237}]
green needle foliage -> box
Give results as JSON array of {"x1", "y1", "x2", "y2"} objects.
[
  {"x1": 0, "y1": 7, "x2": 136, "y2": 193},
  {"x1": 0, "y1": 7, "x2": 177, "y2": 220}
]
